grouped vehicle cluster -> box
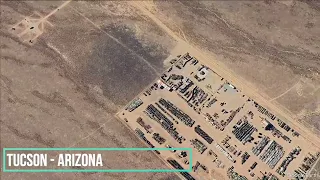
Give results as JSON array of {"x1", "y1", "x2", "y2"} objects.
[{"x1": 121, "y1": 53, "x2": 319, "y2": 180}]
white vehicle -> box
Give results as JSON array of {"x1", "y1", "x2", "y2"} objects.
[{"x1": 166, "y1": 145, "x2": 176, "y2": 152}]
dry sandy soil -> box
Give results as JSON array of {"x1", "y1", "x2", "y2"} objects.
[
  {"x1": 150, "y1": 0, "x2": 319, "y2": 133},
  {"x1": 308, "y1": 160, "x2": 320, "y2": 180},
  {"x1": 1, "y1": 1, "x2": 178, "y2": 179},
  {"x1": 0, "y1": 0, "x2": 319, "y2": 180}
]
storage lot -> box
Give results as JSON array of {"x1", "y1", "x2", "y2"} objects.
[{"x1": 117, "y1": 53, "x2": 320, "y2": 180}]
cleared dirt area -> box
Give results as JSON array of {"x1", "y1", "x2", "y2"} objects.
[
  {"x1": 119, "y1": 54, "x2": 319, "y2": 180},
  {"x1": 1, "y1": 1, "x2": 319, "y2": 180}
]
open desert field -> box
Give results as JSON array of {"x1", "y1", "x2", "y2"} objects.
[{"x1": 1, "y1": 0, "x2": 319, "y2": 180}]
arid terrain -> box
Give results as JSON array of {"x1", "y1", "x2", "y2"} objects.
[
  {"x1": 1, "y1": 0, "x2": 319, "y2": 180},
  {"x1": 150, "y1": 0, "x2": 320, "y2": 132}
]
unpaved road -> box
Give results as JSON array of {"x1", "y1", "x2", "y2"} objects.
[{"x1": 130, "y1": 1, "x2": 320, "y2": 148}]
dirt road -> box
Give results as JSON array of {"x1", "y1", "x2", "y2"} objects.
[{"x1": 130, "y1": 1, "x2": 320, "y2": 149}]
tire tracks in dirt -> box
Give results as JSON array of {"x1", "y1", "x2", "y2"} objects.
[{"x1": 130, "y1": 0, "x2": 320, "y2": 149}]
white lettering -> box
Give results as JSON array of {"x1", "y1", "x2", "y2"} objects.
[
  {"x1": 27, "y1": 154, "x2": 33, "y2": 166},
  {"x1": 82, "y1": 154, "x2": 88, "y2": 166},
  {"x1": 75, "y1": 154, "x2": 81, "y2": 166},
  {"x1": 20, "y1": 154, "x2": 26, "y2": 166},
  {"x1": 66, "y1": 154, "x2": 71, "y2": 166},
  {"x1": 96, "y1": 154, "x2": 103, "y2": 166},
  {"x1": 57, "y1": 154, "x2": 103, "y2": 167},
  {"x1": 57, "y1": 154, "x2": 64, "y2": 166},
  {"x1": 7, "y1": 154, "x2": 14, "y2": 166},
  {"x1": 6, "y1": 154, "x2": 47, "y2": 167}
]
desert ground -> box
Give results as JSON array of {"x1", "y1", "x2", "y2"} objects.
[
  {"x1": 148, "y1": 0, "x2": 319, "y2": 133},
  {"x1": 0, "y1": 0, "x2": 319, "y2": 180},
  {"x1": 308, "y1": 158, "x2": 320, "y2": 180}
]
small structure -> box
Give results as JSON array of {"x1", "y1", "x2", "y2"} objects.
[{"x1": 195, "y1": 66, "x2": 208, "y2": 81}]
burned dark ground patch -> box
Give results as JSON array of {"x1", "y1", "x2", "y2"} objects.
[
  {"x1": 81, "y1": 24, "x2": 168, "y2": 105},
  {"x1": 40, "y1": 4, "x2": 172, "y2": 106},
  {"x1": 82, "y1": 38, "x2": 155, "y2": 105},
  {"x1": 104, "y1": 24, "x2": 169, "y2": 72}
]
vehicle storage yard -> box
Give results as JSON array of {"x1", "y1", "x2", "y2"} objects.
[{"x1": 117, "y1": 53, "x2": 320, "y2": 180}]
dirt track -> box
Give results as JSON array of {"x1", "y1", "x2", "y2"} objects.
[{"x1": 130, "y1": 1, "x2": 320, "y2": 148}]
